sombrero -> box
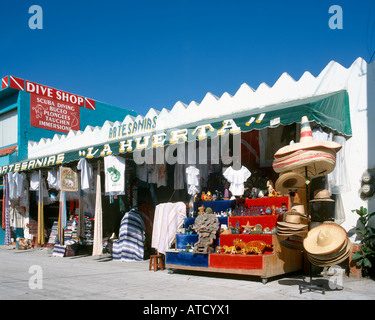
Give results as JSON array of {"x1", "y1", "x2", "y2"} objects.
[
  {"x1": 303, "y1": 223, "x2": 348, "y2": 255},
  {"x1": 275, "y1": 172, "x2": 306, "y2": 195},
  {"x1": 272, "y1": 148, "x2": 337, "y2": 177},
  {"x1": 309, "y1": 189, "x2": 334, "y2": 202},
  {"x1": 274, "y1": 116, "x2": 342, "y2": 158},
  {"x1": 306, "y1": 240, "x2": 352, "y2": 267}
]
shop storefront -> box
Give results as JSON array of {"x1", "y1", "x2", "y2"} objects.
[
  {"x1": 0, "y1": 75, "x2": 136, "y2": 245},
  {"x1": 1, "y1": 57, "x2": 374, "y2": 283}
]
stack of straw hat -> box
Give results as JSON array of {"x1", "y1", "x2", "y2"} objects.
[
  {"x1": 309, "y1": 189, "x2": 336, "y2": 222},
  {"x1": 277, "y1": 204, "x2": 308, "y2": 250},
  {"x1": 303, "y1": 222, "x2": 352, "y2": 267},
  {"x1": 273, "y1": 116, "x2": 342, "y2": 179}
]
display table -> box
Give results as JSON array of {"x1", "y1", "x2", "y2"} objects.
[{"x1": 166, "y1": 197, "x2": 303, "y2": 283}]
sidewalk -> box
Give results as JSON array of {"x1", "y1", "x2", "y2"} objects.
[{"x1": 0, "y1": 245, "x2": 374, "y2": 300}]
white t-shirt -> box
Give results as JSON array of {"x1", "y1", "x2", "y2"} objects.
[
  {"x1": 186, "y1": 165, "x2": 200, "y2": 195},
  {"x1": 104, "y1": 155, "x2": 126, "y2": 195},
  {"x1": 223, "y1": 166, "x2": 251, "y2": 196},
  {"x1": 77, "y1": 158, "x2": 93, "y2": 191}
]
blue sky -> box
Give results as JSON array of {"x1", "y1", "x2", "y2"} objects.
[{"x1": 0, "y1": 0, "x2": 374, "y2": 116}]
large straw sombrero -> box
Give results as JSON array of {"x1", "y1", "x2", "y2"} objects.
[
  {"x1": 274, "y1": 116, "x2": 342, "y2": 158},
  {"x1": 306, "y1": 240, "x2": 353, "y2": 267},
  {"x1": 273, "y1": 148, "x2": 337, "y2": 177},
  {"x1": 303, "y1": 223, "x2": 348, "y2": 255},
  {"x1": 275, "y1": 172, "x2": 306, "y2": 195}
]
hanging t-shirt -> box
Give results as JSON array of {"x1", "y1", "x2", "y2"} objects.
[
  {"x1": 223, "y1": 166, "x2": 251, "y2": 196},
  {"x1": 186, "y1": 165, "x2": 200, "y2": 195},
  {"x1": 47, "y1": 168, "x2": 60, "y2": 190},
  {"x1": 104, "y1": 155, "x2": 126, "y2": 195},
  {"x1": 77, "y1": 158, "x2": 93, "y2": 191}
]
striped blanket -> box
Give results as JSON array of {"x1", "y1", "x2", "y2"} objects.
[{"x1": 112, "y1": 209, "x2": 146, "y2": 261}]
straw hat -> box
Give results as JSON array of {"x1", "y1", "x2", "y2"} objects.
[
  {"x1": 309, "y1": 189, "x2": 334, "y2": 202},
  {"x1": 274, "y1": 116, "x2": 342, "y2": 158},
  {"x1": 273, "y1": 148, "x2": 337, "y2": 177},
  {"x1": 277, "y1": 204, "x2": 308, "y2": 237},
  {"x1": 275, "y1": 172, "x2": 306, "y2": 195},
  {"x1": 303, "y1": 223, "x2": 347, "y2": 255},
  {"x1": 306, "y1": 240, "x2": 352, "y2": 267}
]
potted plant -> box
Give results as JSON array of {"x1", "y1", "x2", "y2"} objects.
[{"x1": 350, "y1": 206, "x2": 375, "y2": 277}]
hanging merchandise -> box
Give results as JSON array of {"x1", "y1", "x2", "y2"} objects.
[
  {"x1": 59, "y1": 167, "x2": 79, "y2": 192},
  {"x1": 223, "y1": 166, "x2": 251, "y2": 197},
  {"x1": 47, "y1": 168, "x2": 60, "y2": 190},
  {"x1": 77, "y1": 158, "x2": 93, "y2": 191},
  {"x1": 152, "y1": 202, "x2": 187, "y2": 254},
  {"x1": 186, "y1": 165, "x2": 200, "y2": 196},
  {"x1": 156, "y1": 163, "x2": 167, "y2": 188},
  {"x1": 93, "y1": 160, "x2": 103, "y2": 256},
  {"x1": 174, "y1": 164, "x2": 185, "y2": 190},
  {"x1": 57, "y1": 191, "x2": 67, "y2": 245},
  {"x1": 275, "y1": 172, "x2": 306, "y2": 196},
  {"x1": 112, "y1": 209, "x2": 146, "y2": 261},
  {"x1": 4, "y1": 175, "x2": 11, "y2": 245},
  {"x1": 37, "y1": 170, "x2": 45, "y2": 246},
  {"x1": 104, "y1": 155, "x2": 126, "y2": 195},
  {"x1": 273, "y1": 116, "x2": 342, "y2": 178}
]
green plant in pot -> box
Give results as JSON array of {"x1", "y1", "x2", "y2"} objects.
[{"x1": 351, "y1": 206, "x2": 375, "y2": 276}]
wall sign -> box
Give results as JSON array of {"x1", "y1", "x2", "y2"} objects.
[
  {"x1": 1, "y1": 75, "x2": 96, "y2": 110},
  {"x1": 30, "y1": 93, "x2": 80, "y2": 133}
]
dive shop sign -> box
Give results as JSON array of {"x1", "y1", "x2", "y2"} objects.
[{"x1": 30, "y1": 93, "x2": 80, "y2": 133}]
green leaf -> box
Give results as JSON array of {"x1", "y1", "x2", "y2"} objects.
[
  {"x1": 351, "y1": 252, "x2": 363, "y2": 260},
  {"x1": 356, "y1": 259, "x2": 363, "y2": 266},
  {"x1": 364, "y1": 258, "x2": 372, "y2": 268}
]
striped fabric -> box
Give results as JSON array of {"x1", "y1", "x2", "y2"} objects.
[
  {"x1": 57, "y1": 191, "x2": 67, "y2": 245},
  {"x1": 273, "y1": 149, "x2": 336, "y2": 177},
  {"x1": 4, "y1": 175, "x2": 11, "y2": 245},
  {"x1": 52, "y1": 244, "x2": 66, "y2": 257},
  {"x1": 112, "y1": 209, "x2": 146, "y2": 261},
  {"x1": 37, "y1": 170, "x2": 45, "y2": 246}
]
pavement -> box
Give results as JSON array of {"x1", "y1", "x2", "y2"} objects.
[{"x1": 1, "y1": 245, "x2": 375, "y2": 304}]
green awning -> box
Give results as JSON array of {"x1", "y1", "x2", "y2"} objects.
[
  {"x1": 183, "y1": 89, "x2": 351, "y2": 137},
  {"x1": 0, "y1": 89, "x2": 351, "y2": 175}
]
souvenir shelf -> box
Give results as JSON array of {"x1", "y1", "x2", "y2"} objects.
[{"x1": 165, "y1": 196, "x2": 304, "y2": 284}]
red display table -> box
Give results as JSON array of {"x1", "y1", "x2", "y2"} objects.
[{"x1": 166, "y1": 197, "x2": 303, "y2": 283}]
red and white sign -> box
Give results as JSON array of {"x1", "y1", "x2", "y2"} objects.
[
  {"x1": 0, "y1": 75, "x2": 96, "y2": 110},
  {"x1": 26, "y1": 81, "x2": 85, "y2": 107},
  {"x1": 1, "y1": 76, "x2": 8, "y2": 89},
  {"x1": 30, "y1": 93, "x2": 80, "y2": 133},
  {"x1": 10, "y1": 76, "x2": 25, "y2": 91}
]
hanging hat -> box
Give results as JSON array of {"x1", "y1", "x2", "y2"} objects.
[
  {"x1": 273, "y1": 148, "x2": 337, "y2": 177},
  {"x1": 274, "y1": 116, "x2": 342, "y2": 158},
  {"x1": 303, "y1": 223, "x2": 348, "y2": 255},
  {"x1": 309, "y1": 189, "x2": 335, "y2": 202},
  {"x1": 275, "y1": 172, "x2": 306, "y2": 195}
]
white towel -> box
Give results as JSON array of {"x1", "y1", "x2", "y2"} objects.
[{"x1": 151, "y1": 202, "x2": 186, "y2": 254}]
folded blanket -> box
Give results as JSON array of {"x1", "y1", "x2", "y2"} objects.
[{"x1": 112, "y1": 209, "x2": 146, "y2": 261}]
